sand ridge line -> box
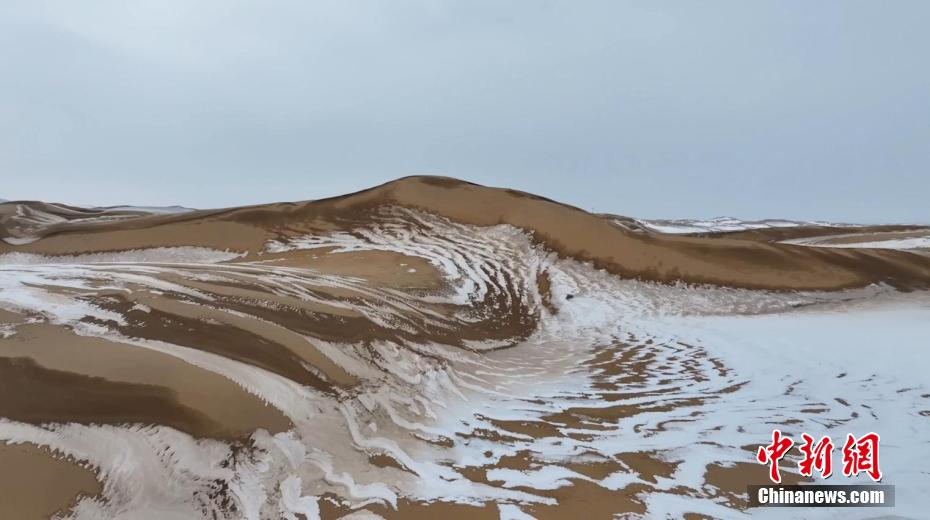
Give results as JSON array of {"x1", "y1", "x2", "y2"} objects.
[{"x1": 5, "y1": 176, "x2": 929, "y2": 291}]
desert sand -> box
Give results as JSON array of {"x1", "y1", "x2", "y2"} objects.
[
  {"x1": 3, "y1": 176, "x2": 929, "y2": 290},
  {"x1": 1, "y1": 177, "x2": 928, "y2": 519}
]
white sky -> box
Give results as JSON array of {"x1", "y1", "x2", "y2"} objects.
[{"x1": 1, "y1": 1, "x2": 928, "y2": 222}]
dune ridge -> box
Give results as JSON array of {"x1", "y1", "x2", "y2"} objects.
[{"x1": 2, "y1": 176, "x2": 929, "y2": 291}]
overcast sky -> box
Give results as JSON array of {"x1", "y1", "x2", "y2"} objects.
[{"x1": 1, "y1": 1, "x2": 928, "y2": 222}]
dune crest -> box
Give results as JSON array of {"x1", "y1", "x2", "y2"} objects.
[{"x1": 2, "y1": 176, "x2": 929, "y2": 291}]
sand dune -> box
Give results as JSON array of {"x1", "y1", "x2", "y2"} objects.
[
  {"x1": 0, "y1": 200, "x2": 192, "y2": 245},
  {"x1": 1, "y1": 177, "x2": 928, "y2": 519},
  {"x1": 3, "y1": 176, "x2": 930, "y2": 290}
]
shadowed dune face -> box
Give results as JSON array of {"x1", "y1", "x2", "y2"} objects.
[
  {"x1": 0, "y1": 177, "x2": 928, "y2": 518},
  {"x1": 0, "y1": 324, "x2": 291, "y2": 439}
]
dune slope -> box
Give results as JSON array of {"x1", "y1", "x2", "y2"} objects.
[{"x1": 0, "y1": 177, "x2": 928, "y2": 519}]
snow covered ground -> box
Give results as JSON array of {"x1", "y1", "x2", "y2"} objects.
[
  {"x1": 0, "y1": 248, "x2": 242, "y2": 265},
  {"x1": 631, "y1": 217, "x2": 849, "y2": 234},
  {"x1": 638, "y1": 295, "x2": 930, "y2": 519},
  {"x1": 0, "y1": 209, "x2": 925, "y2": 519},
  {"x1": 782, "y1": 234, "x2": 930, "y2": 250}
]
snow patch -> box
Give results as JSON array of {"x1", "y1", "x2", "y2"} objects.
[{"x1": 0, "y1": 247, "x2": 243, "y2": 265}]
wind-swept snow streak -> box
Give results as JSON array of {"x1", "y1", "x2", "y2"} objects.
[{"x1": 0, "y1": 207, "x2": 925, "y2": 519}]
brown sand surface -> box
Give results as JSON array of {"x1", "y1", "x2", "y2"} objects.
[
  {"x1": 452, "y1": 452, "x2": 652, "y2": 520},
  {"x1": 365, "y1": 499, "x2": 499, "y2": 520},
  {"x1": 317, "y1": 496, "x2": 499, "y2": 520},
  {"x1": 253, "y1": 249, "x2": 443, "y2": 290},
  {"x1": 706, "y1": 224, "x2": 926, "y2": 243},
  {"x1": 326, "y1": 177, "x2": 930, "y2": 289},
  {"x1": 704, "y1": 461, "x2": 809, "y2": 508},
  {"x1": 0, "y1": 324, "x2": 291, "y2": 439},
  {"x1": 0, "y1": 308, "x2": 26, "y2": 325},
  {"x1": 524, "y1": 480, "x2": 650, "y2": 520},
  {"x1": 3, "y1": 176, "x2": 929, "y2": 291},
  {"x1": 95, "y1": 293, "x2": 336, "y2": 391},
  {"x1": 0, "y1": 442, "x2": 102, "y2": 520},
  {"x1": 0, "y1": 356, "x2": 224, "y2": 435},
  {"x1": 3, "y1": 219, "x2": 267, "y2": 256},
  {"x1": 127, "y1": 293, "x2": 357, "y2": 387},
  {"x1": 152, "y1": 271, "x2": 362, "y2": 317},
  {"x1": 1, "y1": 177, "x2": 927, "y2": 518}
]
